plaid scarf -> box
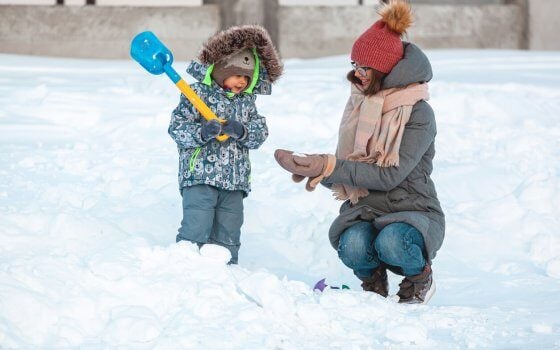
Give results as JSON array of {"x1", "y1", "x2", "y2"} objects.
[{"x1": 332, "y1": 82, "x2": 429, "y2": 204}]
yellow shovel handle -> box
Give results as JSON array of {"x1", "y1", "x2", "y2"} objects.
[{"x1": 176, "y1": 79, "x2": 229, "y2": 142}]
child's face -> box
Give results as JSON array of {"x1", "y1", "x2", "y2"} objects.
[{"x1": 223, "y1": 75, "x2": 250, "y2": 94}]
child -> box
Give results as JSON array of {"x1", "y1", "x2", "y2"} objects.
[{"x1": 168, "y1": 25, "x2": 283, "y2": 264}]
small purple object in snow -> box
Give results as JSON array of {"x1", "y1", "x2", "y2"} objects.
[{"x1": 313, "y1": 278, "x2": 328, "y2": 292}]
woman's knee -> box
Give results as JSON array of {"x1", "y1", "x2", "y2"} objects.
[
  {"x1": 338, "y1": 222, "x2": 374, "y2": 268},
  {"x1": 375, "y1": 222, "x2": 423, "y2": 264}
]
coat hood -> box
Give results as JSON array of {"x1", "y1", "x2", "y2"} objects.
[
  {"x1": 199, "y1": 25, "x2": 283, "y2": 83},
  {"x1": 186, "y1": 60, "x2": 272, "y2": 96},
  {"x1": 382, "y1": 42, "x2": 433, "y2": 89}
]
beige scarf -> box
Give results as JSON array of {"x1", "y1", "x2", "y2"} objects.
[{"x1": 332, "y1": 82, "x2": 430, "y2": 204}]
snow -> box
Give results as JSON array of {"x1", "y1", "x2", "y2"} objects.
[{"x1": 1, "y1": 50, "x2": 559, "y2": 348}]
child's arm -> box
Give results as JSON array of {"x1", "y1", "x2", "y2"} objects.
[
  {"x1": 168, "y1": 91, "x2": 207, "y2": 149},
  {"x1": 237, "y1": 106, "x2": 268, "y2": 150}
]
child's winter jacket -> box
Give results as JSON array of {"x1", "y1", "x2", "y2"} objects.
[{"x1": 168, "y1": 25, "x2": 283, "y2": 196}]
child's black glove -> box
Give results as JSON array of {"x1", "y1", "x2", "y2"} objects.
[
  {"x1": 201, "y1": 119, "x2": 222, "y2": 141},
  {"x1": 222, "y1": 120, "x2": 247, "y2": 140}
]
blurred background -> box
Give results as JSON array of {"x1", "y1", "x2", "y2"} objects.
[{"x1": 0, "y1": 0, "x2": 558, "y2": 60}]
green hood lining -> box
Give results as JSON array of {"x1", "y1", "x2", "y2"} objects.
[{"x1": 202, "y1": 48, "x2": 260, "y2": 96}]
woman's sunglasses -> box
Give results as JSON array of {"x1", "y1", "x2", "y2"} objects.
[{"x1": 351, "y1": 61, "x2": 372, "y2": 77}]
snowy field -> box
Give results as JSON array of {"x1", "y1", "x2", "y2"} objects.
[{"x1": 1, "y1": 50, "x2": 559, "y2": 349}]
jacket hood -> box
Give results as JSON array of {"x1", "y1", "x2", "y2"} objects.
[
  {"x1": 199, "y1": 25, "x2": 283, "y2": 83},
  {"x1": 186, "y1": 60, "x2": 272, "y2": 96},
  {"x1": 382, "y1": 42, "x2": 432, "y2": 89}
]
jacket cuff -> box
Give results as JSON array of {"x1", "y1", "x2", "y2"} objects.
[
  {"x1": 322, "y1": 158, "x2": 341, "y2": 183},
  {"x1": 195, "y1": 127, "x2": 210, "y2": 145},
  {"x1": 238, "y1": 126, "x2": 248, "y2": 141},
  {"x1": 323, "y1": 154, "x2": 337, "y2": 177}
]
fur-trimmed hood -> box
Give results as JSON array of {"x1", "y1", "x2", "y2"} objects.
[
  {"x1": 186, "y1": 60, "x2": 272, "y2": 96},
  {"x1": 199, "y1": 25, "x2": 283, "y2": 83}
]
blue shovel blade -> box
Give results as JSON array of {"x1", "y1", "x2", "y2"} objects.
[{"x1": 130, "y1": 31, "x2": 174, "y2": 75}]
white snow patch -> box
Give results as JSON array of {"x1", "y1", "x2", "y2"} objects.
[{"x1": 0, "y1": 50, "x2": 559, "y2": 348}]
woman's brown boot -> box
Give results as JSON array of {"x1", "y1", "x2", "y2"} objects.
[
  {"x1": 360, "y1": 266, "x2": 389, "y2": 297},
  {"x1": 397, "y1": 264, "x2": 436, "y2": 304}
]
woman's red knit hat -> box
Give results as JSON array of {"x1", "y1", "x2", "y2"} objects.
[{"x1": 351, "y1": 1, "x2": 414, "y2": 74}]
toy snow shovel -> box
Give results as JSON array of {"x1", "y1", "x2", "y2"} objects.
[{"x1": 130, "y1": 31, "x2": 228, "y2": 142}]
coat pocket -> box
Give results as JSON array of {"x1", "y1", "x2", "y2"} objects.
[
  {"x1": 387, "y1": 186, "x2": 425, "y2": 211},
  {"x1": 188, "y1": 147, "x2": 203, "y2": 172}
]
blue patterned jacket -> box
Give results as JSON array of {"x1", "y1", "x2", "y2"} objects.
[{"x1": 168, "y1": 60, "x2": 271, "y2": 196}]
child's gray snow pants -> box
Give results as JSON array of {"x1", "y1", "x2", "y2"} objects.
[{"x1": 176, "y1": 184, "x2": 244, "y2": 264}]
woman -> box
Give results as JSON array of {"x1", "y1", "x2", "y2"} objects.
[{"x1": 275, "y1": 0, "x2": 444, "y2": 304}]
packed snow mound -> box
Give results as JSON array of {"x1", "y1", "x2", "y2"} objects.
[{"x1": 0, "y1": 236, "x2": 522, "y2": 349}]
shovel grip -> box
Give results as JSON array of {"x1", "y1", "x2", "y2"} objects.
[{"x1": 175, "y1": 79, "x2": 229, "y2": 142}]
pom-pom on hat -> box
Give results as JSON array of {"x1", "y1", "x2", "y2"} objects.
[{"x1": 351, "y1": 0, "x2": 413, "y2": 74}]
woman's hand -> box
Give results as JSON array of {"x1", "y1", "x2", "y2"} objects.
[
  {"x1": 274, "y1": 149, "x2": 336, "y2": 191},
  {"x1": 274, "y1": 149, "x2": 327, "y2": 177}
]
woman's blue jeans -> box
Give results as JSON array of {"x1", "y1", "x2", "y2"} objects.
[{"x1": 337, "y1": 221, "x2": 426, "y2": 278}]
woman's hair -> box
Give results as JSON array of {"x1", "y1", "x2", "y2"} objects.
[{"x1": 346, "y1": 69, "x2": 387, "y2": 96}]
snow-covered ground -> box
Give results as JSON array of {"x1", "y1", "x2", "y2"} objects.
[{"x1": 1, "y1": 50, "x2": 559, "y2": 349}]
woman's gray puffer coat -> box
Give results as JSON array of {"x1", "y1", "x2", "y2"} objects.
[{"x1": 322, "y1": 43, "x2": 445, "y2": 261}]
